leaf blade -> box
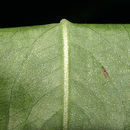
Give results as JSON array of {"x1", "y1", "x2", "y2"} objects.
[{"x1": 0, "y1": 21, "x2": 130, "y2": 130}]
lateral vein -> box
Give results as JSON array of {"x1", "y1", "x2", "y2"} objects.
[{"x1": 61, "y1": 19, "x2": 69, "y2": 130}]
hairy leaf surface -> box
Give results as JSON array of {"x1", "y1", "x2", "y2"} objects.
[{"x1": 0, "y1": 20, "x2": 130, "y2": 130}]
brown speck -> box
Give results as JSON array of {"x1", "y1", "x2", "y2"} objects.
[{"x1": 101, "y1": 66, "x2": 109, "y2": 78}]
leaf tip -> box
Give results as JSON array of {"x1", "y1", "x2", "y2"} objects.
[{"x1": 60, "y1": 19, "x2": 70, "y2": 24}]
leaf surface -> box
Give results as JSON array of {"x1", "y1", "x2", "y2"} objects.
[{"x1": 0, "y1": 20, "x2": 130, "y2": 130}]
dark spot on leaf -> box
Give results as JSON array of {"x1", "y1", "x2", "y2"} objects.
[{"x1": 101, "y1": 66, "x2": 109, "y2": 78}]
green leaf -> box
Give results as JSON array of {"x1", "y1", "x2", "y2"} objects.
[{"x1": 0, "y1": 19, "x2": 130, "y2": 130}]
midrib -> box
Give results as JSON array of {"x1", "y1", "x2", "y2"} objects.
[{"x1": 61, "y1": 19, "x2": 69, "y2": 130}]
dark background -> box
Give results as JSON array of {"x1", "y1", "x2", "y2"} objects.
[{"x1": 0, "y1": 0, "x2": 130, "y2": 28}]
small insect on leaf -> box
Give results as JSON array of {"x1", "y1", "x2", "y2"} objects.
[{"x1": 101, "y1": 66, "x2": 109, "y2": 78}]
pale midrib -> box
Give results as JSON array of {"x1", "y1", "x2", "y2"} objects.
[{"x1": 62, "y1": 20, "x2": 69, "y2": 130}]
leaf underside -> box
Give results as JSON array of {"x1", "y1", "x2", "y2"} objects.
[{"x1": 0, "y1": 20, "x2": 130, "y2": 130}]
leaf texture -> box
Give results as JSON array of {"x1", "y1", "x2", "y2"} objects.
[{"x1": 0, "y1": 20, "x2": 130, "y2": 130}]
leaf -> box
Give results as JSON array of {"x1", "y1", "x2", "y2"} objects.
[{"x1": 0, "y1": 19, "x2": 130, "y2": 130}]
